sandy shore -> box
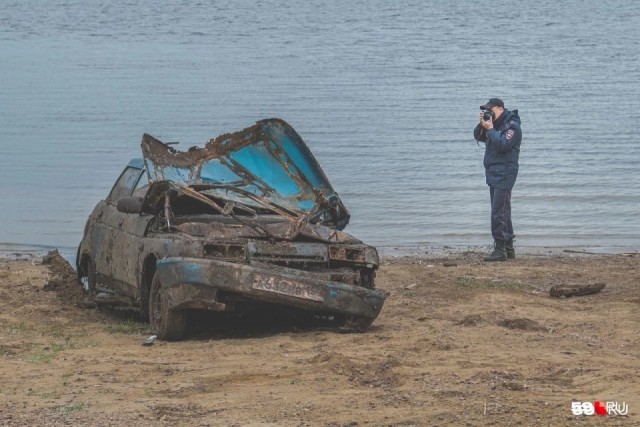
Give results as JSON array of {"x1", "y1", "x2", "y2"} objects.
[{"x1": 0, "y1": 249, "x2": 638, "y2": 425}]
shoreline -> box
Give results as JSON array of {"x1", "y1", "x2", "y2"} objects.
[
  {"x1": 1, "y1": 244, "x2": 639, "y2": 263},
  {"x1": 377, "y1": 243, "x2": 640, "y2": 259}
]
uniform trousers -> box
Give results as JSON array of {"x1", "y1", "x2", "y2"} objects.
[{"x1": 489, "y1": 187, "x2": 514, "y2": 241}]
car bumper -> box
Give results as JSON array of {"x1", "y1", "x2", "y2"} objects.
[{"x1": 155, "y1": 257, "x2": 385, "y2": 321}]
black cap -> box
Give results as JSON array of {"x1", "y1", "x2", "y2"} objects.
[{"x1": 480, "y1": 98, "x2": 504, "y2": 110}]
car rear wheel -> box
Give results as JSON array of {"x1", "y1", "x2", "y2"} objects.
[{"x1": 149, "y1": 273, "x2": 187, "y2": 341}]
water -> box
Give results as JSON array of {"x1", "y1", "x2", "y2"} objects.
[{"x1": 1, "y1": 0, "x2": 639, "y2": 261}]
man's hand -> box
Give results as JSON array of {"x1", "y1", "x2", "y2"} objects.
[{"x1": 479, "y1": 112, "x2": 493, "y2": 130}]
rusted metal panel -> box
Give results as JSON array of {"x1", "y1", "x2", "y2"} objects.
[
  {"x1": 154, "y1": 257, "x2": 384, "y2": 320},
  {"x1": 247, "y1": 241, "x2": 329, "y2": 262}
]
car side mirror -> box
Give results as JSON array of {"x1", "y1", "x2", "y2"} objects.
[{"x1": 116, "y1": 196, "x2": 144, "y2": 214}]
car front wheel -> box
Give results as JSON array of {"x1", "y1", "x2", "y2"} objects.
[
  {"x1": 339, "y1": 316, "x2": 374, "y2": 333},
  {"x1": 78, "y1": 257, "x2": 96, "y2": 294},
  {"x1": 149, "y1": 273, "x2": 187, "y2": 341}
]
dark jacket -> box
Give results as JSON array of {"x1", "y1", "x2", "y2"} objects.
[{"x1": 473, "y1": 109, "x2": 522, "y2": 190}]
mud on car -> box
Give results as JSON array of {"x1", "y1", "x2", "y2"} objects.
[{"x1": 77, "y1": 119, "x2": 385, "y2": 340}]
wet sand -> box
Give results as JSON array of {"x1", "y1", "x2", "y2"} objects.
[{"x1": 0, "y1": 249, "x2": 638, "y2": 425}]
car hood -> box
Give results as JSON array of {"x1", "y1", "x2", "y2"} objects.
[
  {"x1": 141, "y1": 118, "x2": 350, "y2": 230},
  {"x1": 138, "y1": 180, "x2": 362, "y2": 244}
]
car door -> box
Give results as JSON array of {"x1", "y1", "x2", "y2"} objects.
[
  {"x1": 110, "y1": 170, "x2": 155, "y2": 299},
  {"x1": 97, "y1": 162, "x2": 152, "y2": 298}
]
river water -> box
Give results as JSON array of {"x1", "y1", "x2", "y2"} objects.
[{"x1": 1, "y1": 0, "x2": 639, "y2": 260}]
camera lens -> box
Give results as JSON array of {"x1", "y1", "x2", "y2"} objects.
[{"x1": 483, "y1": 111, "x2": 493, "y2": 121}]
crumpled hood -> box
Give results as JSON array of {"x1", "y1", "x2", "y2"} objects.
[
  {"x1": 139, "y1": 180, "x2": 362, "y2": 244},
  {"x1": 140, "y1": 118, "x2": 350, "y2": 230}
]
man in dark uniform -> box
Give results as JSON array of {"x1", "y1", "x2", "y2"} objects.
[{"x1": 473, "y1": 98, "x2": 522, "y2": 261}]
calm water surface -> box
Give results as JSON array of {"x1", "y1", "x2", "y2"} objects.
[{"x1": 1, "y1": 0, "x2": 639, "y2": 260}]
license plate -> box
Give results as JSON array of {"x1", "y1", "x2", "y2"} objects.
[{"x1": 252, "y1": 274, "x2": 325, "y2": 302}]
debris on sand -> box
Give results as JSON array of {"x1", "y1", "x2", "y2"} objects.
[
  {"x1": 497, "y1": 318, "x2": 549, "y2": 332},
  {"x1": 143, "y1": 335, "x2": 157, "y2": 346},
  {"x1": 549, "y1": 282, "x2": 606, "y2": 298}
]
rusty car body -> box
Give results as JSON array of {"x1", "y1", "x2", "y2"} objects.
[{"x1": 76, "y1": 118, "x2": 385, "y2": 340}]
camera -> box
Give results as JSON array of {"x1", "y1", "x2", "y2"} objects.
[{"x1": 483, "y1": 110, "x2": 494, "y2": 121}]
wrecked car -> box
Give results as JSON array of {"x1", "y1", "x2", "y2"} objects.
[{"x1": 77, "y1": 118, "x2": 385, "y2": 340}]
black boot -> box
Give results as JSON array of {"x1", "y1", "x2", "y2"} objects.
[
  {"x1": 484, "y1": 239, "x2": 507, "y2": 262},
  {"x1": 506, "y1": 240, "x2": 516, "y2": 259}
]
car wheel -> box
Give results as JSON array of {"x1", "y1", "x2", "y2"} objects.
[
  {"x1": 79, "y1": 257, "x2": 97, "y2": 294},
  {"x1": 149, "y1": 272, "x2": 187, "y2": 341},
  {"x1": 339, "y1": 316, "x2": 374, "y2": 333}
]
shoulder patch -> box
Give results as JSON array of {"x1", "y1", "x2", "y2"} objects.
[{"x1": 506, "y1": 129, "x2": 515, "y2": 140}]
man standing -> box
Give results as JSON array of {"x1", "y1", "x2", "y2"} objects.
[{"x1": 473, "y1": 98, "x2": 522, "y2": 262}]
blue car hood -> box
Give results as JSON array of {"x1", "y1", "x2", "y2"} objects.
[{"x1": 140, "y1": 118, "x2": 350, "y2": 230}]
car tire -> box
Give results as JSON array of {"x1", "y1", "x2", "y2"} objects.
[
  {"x1": 79, "y1": 257, "x2": 97, "y2": 294},
  {"x1": 149, "y1": 272, "x2": 187, "y2": 341},
  {"x1": 339, "y1": 316, "x2": 373, "y2": 333}
]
